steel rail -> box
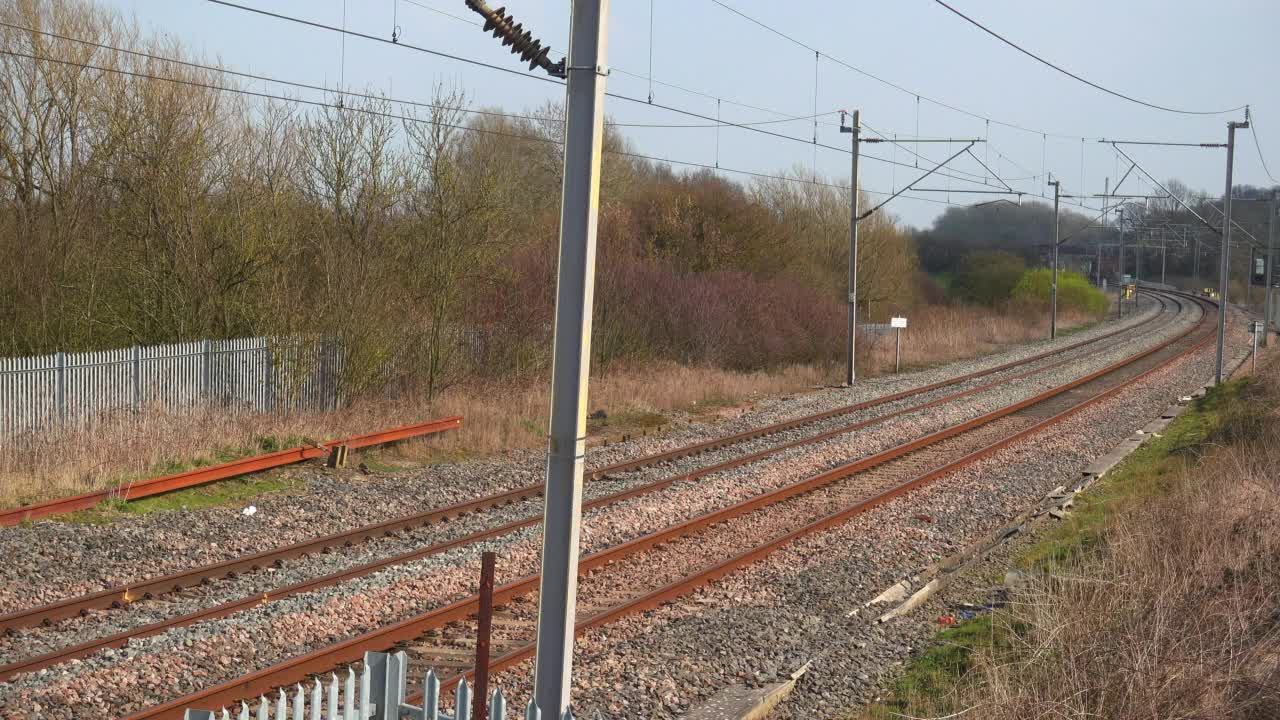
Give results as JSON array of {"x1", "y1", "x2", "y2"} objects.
[
  {"x1": 0, "y1": 297, "x2": 1173, "y2": 632},
  {"x1": 0, "y1": 295, "x2": 1180, "y2": 679},
  {"x1": 435, "y1": 295, "x2": 1217, "y2": 691},
  {"x1": 123, "y1": 293, "x2": 1210, "y2": 720},
  {"x1": 0, "y1": 416, "x2": 464, "y2": 526},
  {"x1": 588, "y1": 295, "x2": 1173, "y2": 479}
]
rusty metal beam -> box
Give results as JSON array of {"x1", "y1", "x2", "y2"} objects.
[{"x1": 0, "y1": 417, "x2": 463, "y2": 527}]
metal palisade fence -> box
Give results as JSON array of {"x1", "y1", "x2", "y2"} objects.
[
  {"x1": 181, "y1": 651, "x2": 574, "y2": 720},
  {"x1": 0, "y1": 336, "x2": 343, "y2": 438}
]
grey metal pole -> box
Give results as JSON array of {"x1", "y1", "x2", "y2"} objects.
[
  {"x1": 1160, "y1": 237, "x2": 1166, "y2": 286},
  {"x1": 532, "y1": 1, "x2": 609, "y2": 715},
  {"x1": 842, "y1": 110, "x2": 861, "y2": 386},
  {"x1": 1216, "y1": 119, "x2": 1246, "y2": 385},
  {"x1": 894, "y1": 327, "x2": 901, "y2": 373},
  {"x1": 1117, "y1": 209, "x2": 1124, "y2": 320},
  {"x1": 1136, "y1": 230, "x2": 1143, "y2": 285},
  {"x1": 1193, "y1": 236, "x2": 1201, "y2": 291},
  {"x1": 1265, "y1": 192, "x2": 1277, "y2": 347},
  {"x1": 1248, "y1": 246, "x2": 1256, "y2": 310},
  {"x1": 1098, "y1": 177, "x2": 1108, "y2": 287},
  {"x1": 1049, "y1": 179, "x2": 1060, "y2": 339},
  {"x1": 1252, "y1": 321, "x2": 1258, "y2": 374}
]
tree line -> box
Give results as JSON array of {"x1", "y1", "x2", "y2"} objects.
[{"x1": 0, "y1": 0, "x2": 917, "y2": 398}]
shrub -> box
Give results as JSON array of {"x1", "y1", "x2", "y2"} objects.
[
  {"x1": 950, "y1": 251, "x2": 1027, "y2": 306},
  {"x1": 1012, "y1": 268, "x2": 1108, "y2": 315}
]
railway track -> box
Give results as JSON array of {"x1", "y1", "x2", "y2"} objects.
[
  {"x1": 0, "y1": 295, "x2": 1187, "y2": 686},
  {"x1": 0, "y1": 293, "x2": 1178, "y2": 636},
  {"x1": 118, "y1": 292, "x2": 1214, "y2": 719}
]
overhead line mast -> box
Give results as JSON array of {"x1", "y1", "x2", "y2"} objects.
[{"x1": 464, "y1": 1, "x2": 606, "y2": 716}]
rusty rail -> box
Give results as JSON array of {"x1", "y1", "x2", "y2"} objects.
[
  {"x1": 588, "y1": 293, "x2": 1175, "y2": 479},
  {"x1": 0, "y1": 293, "x2": 1184, "y2": 652},
  {"x1": 0, "y1": 296, "x2": 1177, "y2": 633},
  {"x1": 436, "y1": 296, "x2": 1220, "y2": 688},
  {"x1": 123, "y1": 294, "x2": 1211, "y2": 719},
  {"x1": 0, "y1": 417, "x2": 463, "y2": 527}
]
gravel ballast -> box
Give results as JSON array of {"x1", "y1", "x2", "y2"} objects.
[{"x1": 0, "y1": 295, "x2": 1232, "y2": 719}]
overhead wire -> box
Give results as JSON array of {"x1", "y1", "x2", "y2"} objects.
[
  {"x1": 402, "y1": 0, "x2": 475, "y2": 28},
  {"x1": 0, "y1": 45, "x2": 976, "y2": 214},
  {"x1": 929, "y1": 0, "x2": 1247, "y2": 116},
  {"x1": 339, "y1": 0, "x2": 346, "y2": 92},
  {"x1": 861, "y1": 121, "x2": 1032, "y2": 183},
  {"x1": 207, "y1": 0, "x2": 1145, "y2": 212},
  {"x1": 1246, "y1": 113, "x2": 1279, "y2": 184},
  {"x1": 203, "y1": 2, "x2": 1051, "y2": 197},
  {"x1": 0, "y1": 20, "x2": 838, "y2": 131},
  {"x1": 203, "y1": 2, "x2": 875, "y2": 158},
  {"x1": 12, "y1": 16, "x2": 1014, "y2": 201},
  {"x1": 702, "y1": 0, "x2": 1135, "y2": 210},
  {"x1": 706, "y1": 0, "x2": 1101, "y2": 139},
  {"x1": 189, "y1": 1, "x2": 1134, "y2": 218},
  {"x1": 221, "y1": 0, "x2": 1261, "y2": 228},
  {"x1": 401, "y1": 0, "x2": 847, "y2": 129},
  {"x1": 647, "y1": 0, "x2": 655, "y2": 102},
  {"x1": 861, "y1": 121, "x2": 1105, "y2": 212}
]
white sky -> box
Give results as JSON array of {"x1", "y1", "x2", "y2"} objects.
[{"x1": 101, "y1": 0, "x2": 1279, "y2": 228}]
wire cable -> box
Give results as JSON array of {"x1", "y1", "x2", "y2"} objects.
[
  {"x1": 1247, "y1": 113, "x2": 1280, "y2": 184},
  {"x1": 15, "y1": 13, "x2": 1016, "y2": 200},
  {"x1": 647, "y1": 0, "x2": 655, "y2": 103},
  {"x1": 707, "y1": 0, "x2": 1096, "y2": 139},
  {"x1": 202, "y1": 2, "x2": 868, "y2": 156},
  {"x1": 206, "y1": 1, "x2": 1040, "y2": 194},
  {"x1": 862, "y1": 121, "x2": 1031, "y2": 183},
  {"x1": 0, "y1": 45, "x2": 977, "y2": 213},
  {"x1": 401, "y1": 0, "x2": 846, "y2": 129},
  {"x1": 930, "y1": 0, "x2": 1247, "y2": 116},
  {"x1": 0, "y1": 20, "x2": 840, "y2": 131},
  {"x1": 702, "y1": 0, "x2": 1134, "y2": 205},
  {"x1": 860, "y1": 121, "x2": 1109, "y2": 213}
]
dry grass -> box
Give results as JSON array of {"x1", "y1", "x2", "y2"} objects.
[
  {"x1": 425, "y1": 362, "x2": 834, "y2": 459},
  {"x1": 904, "y1": 368, "x2": 1280, "y2": 720},
  {"x1": 0, "y1": 303, "x2": 1099, "y2": 510},
  {"x1": 0, "y1": 363, "x2": 832, "y2": 509},
  {"x1": 862, "y1": 304, "x2": 1093, "y2": 372}
]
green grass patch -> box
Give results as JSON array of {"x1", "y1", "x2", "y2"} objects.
[
  {"x1": 863, "y1": 377, "x2": 1250, "y2": 717},
  {"x1": 685, "y1": 392, "x2": 742, "y2": 417},
  {"x1": 56, "y1": 434, "x2": 312, "y2": 524},
  {"x1": 864, "y1": 616, "x2": 1010, "y2": 719},
  {"x1": 356, "y1": 455, "x2": 404, "y2": 474},
  {"x1": 1019, "y1": 377, "x2": 1246, "y2": 571},
  {"x1": 418, "y1": 447, "x2": 480, "y2": 465},
  {"x1": 65, "y1": 473, "x2": 303, "y2": 524},
  {"x1": 587, "y1": 408, "x2": 669, "y2": 434},
  {"x1": 139, "y1": 434, "x2": 308, "y2": 478}
]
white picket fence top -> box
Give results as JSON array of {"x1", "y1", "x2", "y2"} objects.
[{"x1": 181, "y1": 652, "x2": 579, "y2": 720}]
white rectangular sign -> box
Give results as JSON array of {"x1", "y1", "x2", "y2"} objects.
[{"x1": 891, "y1": 317, "x2": 908, "y2": 329}]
